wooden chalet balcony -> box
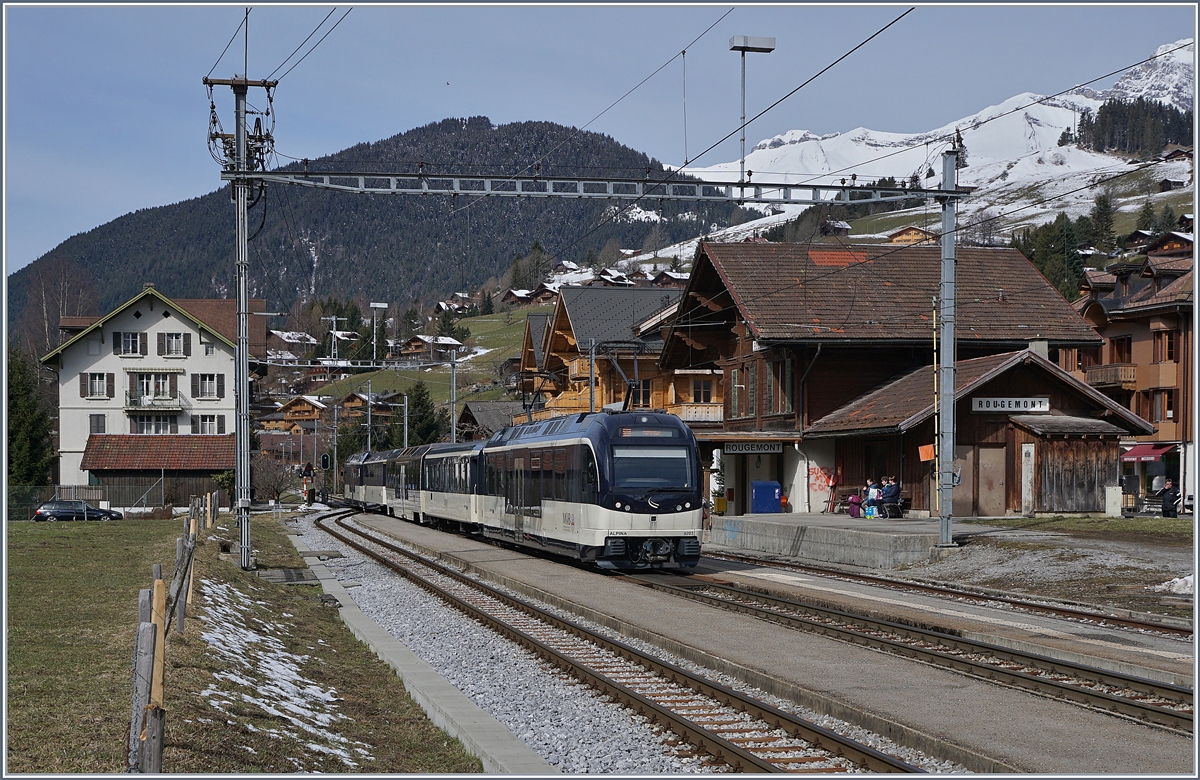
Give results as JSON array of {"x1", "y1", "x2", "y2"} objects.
[
  {"x1": 666, "y1": 402, "x2": 723, "y2": 423},
  {"x1": 1085, "y1": 363, "x2": 1136, "y2": 389},
  {"x1": 124, "y1": 391, "x2": 185, "y2": 411}
]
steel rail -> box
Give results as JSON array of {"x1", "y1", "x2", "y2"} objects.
[
  {"x1": 315, "y1": 512, "x2": 922, "y2": 773},
  {"x1": 704, "y1": 551, "x2": 1193, "y2": 637},
  {"x1": 627, "y1": 575, "x2": 1193, "y2": 733}
]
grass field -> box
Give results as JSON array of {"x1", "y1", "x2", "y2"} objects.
[{"x1": 6, "y1": 516, "x2": 482, "y2": 773}]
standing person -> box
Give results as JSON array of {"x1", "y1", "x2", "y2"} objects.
[{"x1": 1159, "y1": 478, "x2": 1181, "y2": 518}]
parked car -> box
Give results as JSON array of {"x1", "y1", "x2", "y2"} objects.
[{"x1": 34, "y1": 500, "x2": 123, "y2": 521}]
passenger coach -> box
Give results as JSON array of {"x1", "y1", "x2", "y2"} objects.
[{"x1": 344, "y1": 410, "x2": 703, "y2": 569}]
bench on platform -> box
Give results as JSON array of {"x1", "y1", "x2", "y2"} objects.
[{"x1": 880, "y1": 492, "x2": 912, "y2": 519}]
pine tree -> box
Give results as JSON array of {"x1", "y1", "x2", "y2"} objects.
[
  {"x1": 405, "y1": 380, "x2": 449, "y2": 445},
  {"x1": 1135, "y1": 200, "x2": 1157, "y2": 232},
  {"x1": 480, "y1": 292, "x2": 494, "y2": 315},
  {"x1": 1089, "y1": 194, "x2": 1116, "y2": 251},
  {"x1": 8, "y1": 343, "x2": 54, "y2": 486},
  {"x1": 1155, "y1": 205, "x2": 1177, "y2": 237}
]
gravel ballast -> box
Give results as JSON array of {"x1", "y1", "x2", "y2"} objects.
[{"x1": 292, "y1": 513, "x2": 968, "y2": 773}]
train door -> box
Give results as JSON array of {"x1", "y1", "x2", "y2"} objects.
[{"x1": 513, "y1": 455, "x2": 525, "y2": 538}]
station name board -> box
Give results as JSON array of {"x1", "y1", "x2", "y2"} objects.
[
  {"x1": 722, "y1": 442, "x2": 784, "y2": 454},
  {"x1": 971, "y1": 397, "x2": 1050, "y2": 413}
]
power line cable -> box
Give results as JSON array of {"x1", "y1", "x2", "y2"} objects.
[
  {"x1": 277, "y1": 7, "x2": 353, "y2": 83},
  {"x1": 207, "y1": 9, "x2": 250, "y2": 79},
  {"x1": 268, "y1": 7, "x2": 339, "y2": 81}
]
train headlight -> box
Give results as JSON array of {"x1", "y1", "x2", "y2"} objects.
[
  {"x1": 685, "y1": 502, "x2": 691, "y2": 509},
  {"x1": 676, "y1": 505, "x2": 682, "y2": 511},
  {"x1": 615, "y1": 502, "x2": 622, "y2": 509}
]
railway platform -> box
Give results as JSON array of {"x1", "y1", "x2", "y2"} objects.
[{"x1": 706, "y1": 511, "x2": 986, "y2": 568}]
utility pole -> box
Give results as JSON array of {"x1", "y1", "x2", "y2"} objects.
[
  {"x1": 323, "y1": 315, "x2": 346, "y2": 361},
  {"x1": 937, "y1": 146, "x2": 960, "y2": 548},
  {"x1": 589, "y1": 339, "x2": 596, "y2": 413},
  {"x1": 450, "y1": 349, "x2": 457, "y2": 443},
  {"x1": 332, "y1": 403, "x2": 339, "y2": 493},
  {"x1": 203, "y1": 73, "x2": 276, "y2": 571},
  {"x1": 365, "y1": 379, "x2": 373, "y2": 452},
  {"x1": 729, "y1": 36, "x2": 775, "y2": 201},
  {"x1": 370, "y1": 302, "x2": 388, "y2": 362},
  {"x1": 403, "y1": 394, "x2": 409, "y2": 449}
]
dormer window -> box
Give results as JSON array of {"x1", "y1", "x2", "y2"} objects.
[{"x1": 1118, "y1": 276, "x2": 1129, "y2": 297}]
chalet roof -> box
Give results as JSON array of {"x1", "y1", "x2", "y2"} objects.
[
  {"x1": 42, "y1": 289, "x2": 268, "y2": 364},
  {"x1": 887, "y1": 225, "x2": 937, "y2": 239},
  {"x1": 80, "y1": 434, "x2": 235, "y2": 471},
  {"x1": 1009, "y1": 414, "x2": 1127, "y2": 437},
  {"x1": 1145, "y1": 231, "x2": 1194, "y2": 255},
  {"x1": 560, "y1": 287, "x2": 683, "y2": 350},
  {"x1": 803, "y1": 350, "x2": 1152, "y2": 437},
  {"x1": 59, "y1": 315, "x2": 100, "y2": 330},
  {"x1": 406, "y1": 335, "x2": 464, "y2": 347},
  {"x1": 526, "y1": 313, "x2": 549, "y2": 370},
  {"x1": 1119, "y1": 270, "x2": 1194, "y2": 312},
  {"x1": 1143, "y1": 255, "x2": 1194, "y2": 276},
  {"x1": 458, "y1": 400, "x2": 524, "y2": 434},
  {"x1": 1082, "y1": 269, "x2": 1116, "y2": 288},
  {"x1": 270, "y1": 330, "x2": 318, "y2": 345},
  {"x1": 679, "y1": 242, "x2": 1099, "y2": 345}
]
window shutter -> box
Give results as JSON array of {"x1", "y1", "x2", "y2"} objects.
[
  {"x1": 217, "y1": 415, "x2": 226, "y2": 435},
  {"x1": 191, "y1": 416, "x2": 200, "y2": 435},
  {"x1": 191, "y1": 373, "x2": 200, "y2": 397},
  {"x1": 106, "y1": 373, "x2": 115, "y2": 398},
  {"x1": 169, "y1": 374, "x2": 177, "y2": 396},
  {"x1": 139, "y1": 332, "x2": 148, "y2": 355},
  {"x1": 129, "y1": 374, "x2": 137, "y2": 397},
  {"x1": 169, "y1": 416, "x2": 178, "y2": 434},
  {"x1": 157, "y1": 332, "x2": 165, "y2": 356},
  {"x1": 217, "y1": 374, "x2": 225, "y2": 398},
  {"x1": 79, "y1": 374, "x2": 87, "y2": 397},
  {"x1": 113, "y1": 331, "x2": 121, "y2": 355},
  {"x1": 183, "y1": 333, "x2": 191, "y2": 356},
  {"x1": 130, "y1": 417, "x2": 137, "y2": 434}
]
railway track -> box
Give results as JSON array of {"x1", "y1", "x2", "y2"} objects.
[
  {"x1": 314, "y1": 509, "x2": 923, "y2": 773},
  {"x1": 702, "y1": 551, "x2": 1193, "y2": 638},
  {"x1": 626, "y1": 572, "x2": 1194, "y2": 734}
]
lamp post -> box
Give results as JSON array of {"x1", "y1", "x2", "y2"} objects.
[
  {"x1": 729, "y1": 35, "x2": 775, "y2": 200},
  {"x1": 369, "y1": 302, "x2": 388, "y2": 364}
]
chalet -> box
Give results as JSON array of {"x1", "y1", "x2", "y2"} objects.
[
  {"x1": 339, "y1": 390, "x2": 401, "y2": 425},
  {"x1": 1162, "y1": 146, "x2": 1193, "y2": 162},
  {"x1": 257, "y1": 395, "x2": 331, "y2": 434},
  {"x1": 1124, "y1": 229, "x2": 1155, "y2": 252},
  {"x1": 39, "y1": 284, "x2": 267, "y2": 502},
  {"x1": 1146, "y1": 231, "x2": 1193, "y2": 260},
  {"x1": 1073, "y1": 253, "x2": 1193, "y2": 506},
  {"x1": 1158, "y1": 179, "x2": 1188, "y2": 192},
  {"x1": 518, "y1": 287, "x2": 722, "y2": 430},
  {"x1": 1178, "y1": 213, "x2": 1193, "y2": 232},
  {"x1": 501, "y1": 288, "x2": 534, "y2": 306},
  {"x1": 399, "y1": 334, "x2": 464, "y2": 361},
  {"x1": 820, "y1": 220, "x2": 851, "y2": 237},
  {"x1": 457, "y1": 400, "x2": 526, "y2": 440},
  {"x1": 660, "y1": 241, "x2": 1110, "y2": 516},
  {"x1": 652, "y1": 270, "x2": 690, "y2": 288},
  {"x1": 886, "y1": 225, "x2": 938, "y2": 245}
]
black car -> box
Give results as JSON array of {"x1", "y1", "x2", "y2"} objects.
[{"x1": 34, "y1": 500, "x2": 123, "y2": 521}]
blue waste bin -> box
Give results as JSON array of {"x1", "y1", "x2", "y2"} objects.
[{"x1": 750, "y1": 481, "x2": 782, "y2": 514}]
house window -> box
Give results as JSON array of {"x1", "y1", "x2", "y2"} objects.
[
  {"x1": 165, "y1": 333, "x2": 184, "y2": 355},
  {"x1": 199, "y1": 415, "x2": 217, "y2": 435},
  {"x1": 1154, "y1": 331, "x2": 1177, "y2": 363},
  {"x1": 89, "y1": 414, "x2": 106, "y2": 434},
  {"x1": 632, "y1": 379, "x2": 652, "y2": 408},
  {"x1": 122, "y1": 332, "x2": 141, "y2": 355},
  {"x1": 1077, "y1": 347, "x2": 1101, "y2": 370},
  {"x1": 768, "y1": 358, "x2": 794, "y2": 414},
  {"x1": 1110, "y1": 336, "x2": 1132, "y2": 364},
  {"x1": 692, "y1": 379, "x2": 712, "y2": 404},
  {"x1": 203, "y1": 342, "x2": 215, "y2": 356},
  {"x1": 730, "y1": 369, "x2": 741, "y2": 418},
  {"x1": 88, "y1": 373, "x2": 107, "y2": 397},
  {"x1": 1153, "y1": 390, "x2": 1175, "y2": 422},
  {"x1": 134, "y1": 415, "x2": 177, "y2": 434},
  {"x1": 197, "y1": 374, "x2": 217, "y2": 398},
  {"x1": 136, "y1": 373, "x2": 171, "y2": 398}
]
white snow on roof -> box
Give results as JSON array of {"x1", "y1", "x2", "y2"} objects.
[
  {"x1": 270, "y1": 330, "x2": 318, "y2": 344},
  {"x1": 330, "y1": 330, "x2": 358, "y2": 341}
]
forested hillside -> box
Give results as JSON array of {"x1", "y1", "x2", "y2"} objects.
[{"x1": 9, "y1": 116, "x2": 740, "y2": 352}]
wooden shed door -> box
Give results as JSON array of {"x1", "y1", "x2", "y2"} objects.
[
  {"x1": 952, "y1": 446, "x2": 974, "y2": 516},
  {"x1": 978, "y1": 446, "x2": 1007, "y2": 517}
]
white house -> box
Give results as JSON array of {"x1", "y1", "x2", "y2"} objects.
[{"x1": 40, "y1": 284, "x2": 266, "y2": 496}]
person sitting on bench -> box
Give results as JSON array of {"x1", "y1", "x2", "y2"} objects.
[{"x1": 879, "y1": 476, "x2": 902, "y2": 517}]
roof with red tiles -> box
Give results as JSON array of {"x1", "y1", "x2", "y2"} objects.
[
  {"x1": 679, "y1": 242, "x2": 1101, "y2": 345},
  {"x1": 1120, "y1": 269, "x2": 1194, "y2": 312},
  {"x1": 803, "y1": 350, "x2": 1152, "y2": 437},
  {"x1": 80, "y1": 435, "x2": 234, "y2": 470}
]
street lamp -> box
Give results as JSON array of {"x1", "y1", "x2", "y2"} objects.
[
  {"x1": 729, "y1": 35, "x2": 775, "y2": 200},
  {"x1": 370, "y1": 302, "x2": 388, "y2": 364}
]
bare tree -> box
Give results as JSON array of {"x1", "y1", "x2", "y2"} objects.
[{"x1": 251, "y1": 453, "x2": 299, "y2": 502}]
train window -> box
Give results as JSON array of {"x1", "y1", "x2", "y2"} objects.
[
  {"x1": 581, "y1": 447, "x2": 598, "y2": 504},
  {"x1": 611, "y1": 446, "x2": 692, "y2": 492}
]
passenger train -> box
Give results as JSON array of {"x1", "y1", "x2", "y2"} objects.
[{"x1": 343, "y1": 410, "x2": 703, "y2": 569}]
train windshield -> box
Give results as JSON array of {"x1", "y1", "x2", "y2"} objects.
[{"x1": 610, "y1": 446, "x2": 693, "y2": 493}]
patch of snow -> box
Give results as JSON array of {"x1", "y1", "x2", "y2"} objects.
[{"x1": 1152, "y1": 574, "x2": 1193, "y2": 595}]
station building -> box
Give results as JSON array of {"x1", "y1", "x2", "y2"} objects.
[{"x1": 659, "y1": 241, "x2": 1154, "y2": 517}]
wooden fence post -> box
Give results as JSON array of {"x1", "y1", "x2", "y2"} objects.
[
  {"x1": 173, "y1": 539, "x2": 186, "y2": 634},
  {"x1": 138, "y1": 588, "x2": 152, "y2": 625},
  {"x1": 142, "y1": 706, "x2": 165, "y2": 773},
  {"x1": 150, "y1": 579, "x2": 166, "y2": 709},
  {"x1": 128, "y1": 621, "x2": 156, "y2": 771}
]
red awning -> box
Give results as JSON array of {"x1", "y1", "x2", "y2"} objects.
[{"x1": 1120, "y1": 443, "x2": 1175, "y2": 462}]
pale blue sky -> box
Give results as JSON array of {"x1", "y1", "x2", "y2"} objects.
[{"x1": 4, "y1": 3, "x2": 1195, "y2": 273}]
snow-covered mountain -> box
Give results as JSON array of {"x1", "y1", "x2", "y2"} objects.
[{"x1": 618, "y1": 38, "x2": 1193, "y2": 269}]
